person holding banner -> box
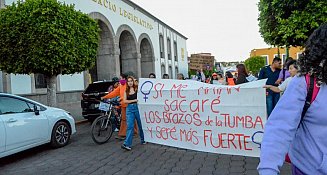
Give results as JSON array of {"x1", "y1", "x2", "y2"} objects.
[
  {"x1": 258, "y1": 24, "x2": 327, "y2": 175},
  {"x1": 121, "y1": 76, "x2": 146, "y2": 151},
  {"x1": 101, "y1": 73, "x2": 138, "y2": 140},
  {"x1": 263, "y1": 60, "x2": 298, "y2": 94}
]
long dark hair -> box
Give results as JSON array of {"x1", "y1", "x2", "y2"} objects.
[
  {"x1": 236, "y1": 64, "x2": 248, "y2": 77},
  {"x1": 125, "y1": 76, "x2": 138, "y2": 95},
  {"x1": 298, "y1": 23, "x2": 327, "y2": 84}
]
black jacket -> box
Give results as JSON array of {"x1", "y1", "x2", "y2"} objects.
[{"x1": 236, "y1": 74, "x2": 248, "y2": 85}]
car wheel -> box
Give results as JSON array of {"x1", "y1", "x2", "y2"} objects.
[{"x1": 50, "y1": 121, "x2": 71, "y2": 148}]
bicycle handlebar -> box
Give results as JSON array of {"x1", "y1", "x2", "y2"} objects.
[{"x1": 101, "y1": 99, "x2": 120, "y2": 106}]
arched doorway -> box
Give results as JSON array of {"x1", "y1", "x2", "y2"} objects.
[
  {"x1": 89, "y1": 13, "x2": 115, "y2": 82},
  {"x1": 140, "y1": 38, "x2": 154, "y2": 78},
  {"x1": 118, "y1": 30, "x2": 138, "y2": 77}
]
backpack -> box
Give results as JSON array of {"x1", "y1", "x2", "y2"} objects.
[{"x1": 285, "y1": 74, "x2": 320, "y2": 163}]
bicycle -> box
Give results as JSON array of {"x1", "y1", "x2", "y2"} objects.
[{"x1": 91, "y1": 99, "x2": 121, "y2": 144}]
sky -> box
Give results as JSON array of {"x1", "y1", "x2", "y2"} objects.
[{"x1": 133, "y1": 0, "x2": 269, "y2": 62}]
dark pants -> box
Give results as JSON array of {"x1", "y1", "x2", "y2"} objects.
[{"x1": 266, "y1": 92, "x2": 280, "y2": 117}]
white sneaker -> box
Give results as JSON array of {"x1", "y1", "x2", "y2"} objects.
[{"x1": 121, "y1": 144, "x2": 131, "y2": 151}]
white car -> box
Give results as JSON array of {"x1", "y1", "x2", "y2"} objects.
[{"x1": 0, "y1": 93, "x2": 76, "y2": 158}]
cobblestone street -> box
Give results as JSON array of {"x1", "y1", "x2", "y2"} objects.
[{"x1": 0, "y1": 123, "x2": 291, "y2": 175}]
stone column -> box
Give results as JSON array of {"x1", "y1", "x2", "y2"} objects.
[
  {"x1": 136, "y1": 53, "x2": 142, "y2": 78},
  {"x1": 114, "y1": 43, "x2": 121, "y2": 78}
]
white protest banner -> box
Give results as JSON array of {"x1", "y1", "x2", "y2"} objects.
[{"x1": 138, "y1": 79, "x2": 266, "y2": 157}]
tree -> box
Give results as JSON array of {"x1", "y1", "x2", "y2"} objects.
[
  {"x1": 258, "y1": 0, "x2": 327, "y2": 47},
  {"x1": 0, "y1": 0, "x2": 99, "y2": 106},
  {"x1": 258, "y1": 0, "x2": 283, "y2": 46},
  {"x1": 276, "y1": 0, "x2": 327, "y2": 46},
  {"x1": 244, "y1": 56, "x2": 266, "y2": 77}
]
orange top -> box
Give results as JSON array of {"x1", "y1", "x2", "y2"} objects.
[
  {"x1": 102, "y1": 84, "x2": 127, "y2": 108},
  {"x1": 227, "y1": 78, "x2": 235, "y2": 86}
]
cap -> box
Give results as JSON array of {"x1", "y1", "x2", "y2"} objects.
[{"x1": 212, "y1": 73, "x2": 218, "y2": 76}]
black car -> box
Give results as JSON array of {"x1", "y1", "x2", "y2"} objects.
[{"x1": 81, "y1": 81, "x2": 117, "y2": 122}]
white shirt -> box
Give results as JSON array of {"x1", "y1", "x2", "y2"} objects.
[{"x1": 278, "y1": 77, "x2": 293, "y2": 92}]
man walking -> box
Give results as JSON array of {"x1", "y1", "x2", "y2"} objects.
[{"x1": 259, "y1": 57, "x2": 282, "y2": 117}]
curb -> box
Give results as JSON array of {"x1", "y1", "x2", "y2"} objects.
[{"x1": 75, "y1": 119, "x2": 89, "y2": 125}]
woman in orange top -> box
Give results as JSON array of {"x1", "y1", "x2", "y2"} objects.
[
  {"x1": 225, "y1": 71, "x2": 235, "y2": 86},
  {"x1": 101, "y1": 73, "x2": 137, "y2": 139}
]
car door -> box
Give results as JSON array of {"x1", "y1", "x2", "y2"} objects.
[
  {"x1": 0, "y1": 116, "x2": 5, "y2": 153},
  {"x1": 0, "y1": 96, "x2": 49, "y2": 151}
]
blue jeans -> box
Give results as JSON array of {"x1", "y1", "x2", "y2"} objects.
[
  {"x1": 124, "y1": 103, "x2": 144, "y2": 147},
  {"x1": 266, "y1": 92, "x2": 280, "y2": 117}
]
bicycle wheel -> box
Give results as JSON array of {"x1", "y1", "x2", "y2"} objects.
[{"x1": 91, "y1": 115, "x2": 113, "y2": 144}]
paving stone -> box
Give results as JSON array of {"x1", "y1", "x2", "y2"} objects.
[
  {"x1": 212, "y1": 168, "x2": 230, "y2": 175},
  {"x1": 245, "y1": 169, "x2": 259, "y2": 175},
  {"x1": 170, "y1": 172, "x2": 183, "y2": 175},
  {"x1": 155, "y1": 168, "x2": 171, "y2": 175},
  {"x1": 198, "y1": 170, "x2": 213, "y2": 175},
  {"x1": 199, "y1": 167, "x2": 215, "y2": 173},
  {"x1": 230, "y1": 160, "x2": 245, "y2": 167},
  {"x1": 229, "y1": 173, "x2": 245, "y2": 175},
  {"x1": 230, "y1": 166, "x2": 246, "y2": 173},
  {"x1": 245, "y1": 163, "x2": 259, "y2": 170}
]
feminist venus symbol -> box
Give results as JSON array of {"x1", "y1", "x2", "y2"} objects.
[
  {"x1": 140, "y1": 81, "x2": 154, "y2": 102},
  {"x1": 251, "y1": 131, "x2": 264, "y2": 149}
]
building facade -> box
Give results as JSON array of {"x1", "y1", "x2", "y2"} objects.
[
  {"x1": 0, "y1": 0, "x2": 188, "y2": 119},
  {"x1": 250, "y1": 46, "x2": 304, "y2": 65},
  {"x1": 1, "y1": 0, "x2": 188, "y2": 95}
]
